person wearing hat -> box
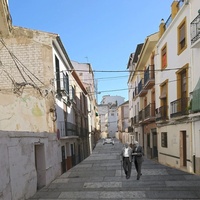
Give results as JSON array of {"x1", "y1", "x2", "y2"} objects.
[
  {"x1": 120, "y1": 143, "x2": 133, "y2": 179},
  {"x1": 132, "y1": 141, "x2": 144, "y2": 180}
]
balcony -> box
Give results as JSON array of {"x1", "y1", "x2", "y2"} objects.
[
  {"x1": 139, "y1": 109, "x2": 144, "y2": 123},
  {"x1": 132, "y1": 86, "x2": 138, "y2": 99},
  {"x1": 59, "y1": 121, "x2": 78, "y2": 138},
  {"x1": 164, "y1": 0, "x2": 184, "y2": 31},
  {"x1": 131, "y1": 115, "x2": 139, "y2": 126},
  {"x1": 144, "y1": 65, "x2": 155, "y2": 90},
  {"x1": 143, "y1": 103, "x2": 156, "y2": 123},
  {"x1": 138, "y1": 79, "x2": 148, "y2": 97},
  {"x1": 170, "y1": 97, "x2": 189, "y2": 118},
  {"x1": 191, "y1": 12, "x2": 200, "y2": 48},
  {"x1": 155, "y1": 105, "x2": 168, "y2": 121}
]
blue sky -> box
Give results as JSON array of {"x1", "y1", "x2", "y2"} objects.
[{"x1": 9, "y1": 0, "x2": 173, "y2": 103}]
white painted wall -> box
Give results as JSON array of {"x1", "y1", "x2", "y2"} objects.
[
  {"x1": 100, "y1": 95, "x2": 125, "y2": 105},
  {"x1": 0, "y1": 131, "x2": 61, "y2": 200},
  {"x1": 155, "y1": 0, "x2": 195, "y2": 172}
]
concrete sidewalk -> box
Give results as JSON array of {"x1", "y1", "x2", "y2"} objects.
[{"x1": 29, "y1": 139, "x2": 200, "y2": 199}]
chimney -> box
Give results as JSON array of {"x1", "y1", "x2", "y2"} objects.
[
  {"x1": 171, "y1": 1, "x2": 179, "y2": 19},
  {"x1": 159, "y1": 19, "x2": 165, "y2": 39}
]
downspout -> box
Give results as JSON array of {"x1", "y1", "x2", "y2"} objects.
[{"x1": 187, "y1": 0, "x2": 195, "y2": 173}]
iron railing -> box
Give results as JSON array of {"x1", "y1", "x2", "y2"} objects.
[
  {"x1": 58, "y1": 121, "x2": 89, "y2": 138},
  {"x1": 144, "y1": 103, "x2": 155, "y2": 120},
  {"x1": 191, "y1": 14, "x2": 200, "y2": 44},
  {"x1": 138, "y1": 79, "x2": 144, "y2": 94},
  {"x1": 155, "y1": 105, "x2": 168, "y2": 121},
  {"x1": 170, "y1": 97, "x2": 189, "y2": 118}
]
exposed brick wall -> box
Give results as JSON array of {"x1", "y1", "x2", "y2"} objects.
[{"x1": 0, "y1": 27, "x2": 56, "y2": 92}]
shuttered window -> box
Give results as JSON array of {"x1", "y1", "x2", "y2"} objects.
[
  {"x1": 178, "y1": 17, "x2": 187, "y2": 54},
  {"x1": 161, "y1": 44, "x2": 167, "y2": 69}
]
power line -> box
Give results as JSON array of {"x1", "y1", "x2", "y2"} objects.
[{"x1": 65, "y1": 67, "x2": 184, "y2": 73}]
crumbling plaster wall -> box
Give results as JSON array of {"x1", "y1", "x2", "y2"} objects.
[
  {"x1": 0, "y1": 131, "x2": 61, "y2": 200},
  {"x1": 0, "y1": 26, "x2": 57, "y2": 132}
]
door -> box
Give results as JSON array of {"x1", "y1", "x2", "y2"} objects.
[
  {"x1": 35, "y1": 144, "x2": 46, "y2": 190},
  {"x1": 152, "y1": 131, "x2": 158, "y2": 159},
  {"x1": 180, "y1": 131, "x2": 187, "y2": 167},
  {"x1": 61, "y1": 146, "x2": 66, "y2": 173}
]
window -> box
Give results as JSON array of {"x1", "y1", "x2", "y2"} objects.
[
  {"x1": 159, "y1": 81, "x2": 168, "y2": 120},
  {"x1": 132, "y1": 91, "x2": 135, "y2": 99},
  {"x1": 161, "y1": 44, "x2": 167, "y2": 69},
  {"x1": 178, "y1": 17, "x2": 187, "y2": 54},
  {"x1": 161, "y1": 132, "x2": 168, "y2": 148},
  {"x1": 62, "y1": 72, "x2": 69, "y2": 94},
  {"x1": 55, "y1": 55, "x2": 60, "y2": 91},
  {"x1": 176, "y1": 64, "x2": 188, "y2": 99},
  {"x1": 70, "y1": 85, "x2": 76, "y2": 102},
  {"x1": 176, "y1": 65, "x2": 189, "y2": 114}
]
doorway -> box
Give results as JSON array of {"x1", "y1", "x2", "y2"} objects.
[
  {"x1": 35, "y1": 144, "x2": 46, "y2": 190},
  {"x1": 61, "y1": 146, "x2": 66, "y2": 173},
  {"x1": 180, "y1": 131, "x2": 187, "y2": 167},
  {"x1": 152, "y1": 131, "x2": 158, "y2": 159}
]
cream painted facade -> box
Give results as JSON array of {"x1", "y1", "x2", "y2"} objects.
[
  {"x1": 127, "y1": 32, "x2": 159, "y2": 157},
  {"x1": 127, "y1": 48, "x2": 143, "y2": 144},
  {"x1": 117, "y1": 101, "x2": 132, "y2": 144}
]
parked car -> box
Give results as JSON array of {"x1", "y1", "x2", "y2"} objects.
[{"x1": 103, "y1": 137, "x2": 114, "y2": 145}]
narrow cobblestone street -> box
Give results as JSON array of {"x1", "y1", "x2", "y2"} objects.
[{"x1": 29, "y1": 139, "x2": 200, "y2": 200}]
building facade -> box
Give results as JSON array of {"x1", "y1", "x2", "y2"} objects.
[
  {"x1": 0, "y1": 1, "x2": 92, "y2": 199},
  {"x1": 98, "y1": 95, "x2": 125, "y2": 138},
  {"x1": 128, "y1": 0, "x2": 200, "y2": 174},
  {"x1": 71, "y1": 61, "x2": 100, "y2": 152},
  {"x1": 117, "y1": 101, "x2": 131, "y2": 144}
]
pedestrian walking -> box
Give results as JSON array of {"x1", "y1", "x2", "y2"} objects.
[
  {"x1": 120, "y1": 143, "x2": 133, "y2": 179},
  {"x1": 132, "y1": 141, "x2": 144, "y2": 180}
]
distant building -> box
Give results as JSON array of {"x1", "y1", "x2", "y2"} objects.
[
  {"x1": 98, "y1": 95, "x2": 125, "y2": 138},
  {"x1": 117, "y1": 100, "x2": 131, "y2": 144},
  {"x1": 71, "y1": 61, "x2": 100, "y2": 152}
]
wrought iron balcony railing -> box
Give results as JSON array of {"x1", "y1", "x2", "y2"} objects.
[
  {"x1": 170, "y1": 97, "x2": 189, "y2": 118},
  {"x1": 58, "y1": 121, "x2": 77, "y2": 137},
  {"x1": 144, "y1": 65, "x2": 155, "y2": 89},
  {"x1": 191, "y1": 13, "x2": 200, "y2": 45},
  {"x1": 138, "y1": 79, "x2": 147, "y2": 97},
  {"x1": 155, "y1": 105, "x2": 168, "y2": 121},
  {"x1": 144, "y1": 103, "x2": 155, "y2": 121},
  {"x1": 139, "y1": 109, "x2": 144, "y2": 122}
]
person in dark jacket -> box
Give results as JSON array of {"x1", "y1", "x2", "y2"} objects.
[
  {"x1": 132, "y1": 141, "x2": 144, "y2": 180},
  {"x1": 120, "y1": 143, "x2": 133, "y2": 179}
]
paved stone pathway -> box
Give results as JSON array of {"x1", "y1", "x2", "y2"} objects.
[{"x1": 29, "y1": 139, "x2": 200, "y2": 199}]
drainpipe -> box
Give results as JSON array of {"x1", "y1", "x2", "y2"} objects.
[{"x1": 187, "y1": 0, "x2": 195, "y2": 173}]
